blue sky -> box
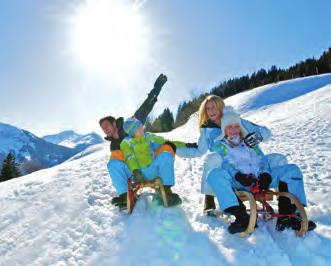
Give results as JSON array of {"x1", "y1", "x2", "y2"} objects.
[{"x1": 0, "y1": 0, "x2": 330, "y2": 136}]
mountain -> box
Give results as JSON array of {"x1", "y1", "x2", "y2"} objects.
[
  {"x1": 0, "y1": 75, "x2": 330, "y2": 265},
  {"x1": 42, "y1": 130, "x2": 104, "y2": 151},
  {"x1": 0, "y1": 123, "x2": 77, "y2": 174}
]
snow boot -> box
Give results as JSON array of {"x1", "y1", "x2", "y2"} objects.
[
  {"x1": 203, "y1": 195, "x2": 216, "y2": 216},
  {"x1": 276, "y1": 181, "x2": 316, "y2": 232},
  {"x1": 276, "y1": 181, "x2": 294, "y2": 231},
  {"x1": 290, "y1": 217, "x2": 317, "y2": 231},
  {"x1": 276, "y1": 216, "x2": 291, "y2": 231},
  {"x1": 164, "y1": 186, "x2": 182, "y2": 207},
  {"x1": 111, "y1": 193, "x2": 127, "y2": 210},
  {"x1": 225, "y1": 205, "x2": 250, "y2": 234}
]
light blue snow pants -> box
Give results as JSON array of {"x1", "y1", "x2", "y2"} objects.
[
  {"x1": 202, "y1": 153, "x2": 288, "y2": 195},
  {"x1": 207, "y1": 163, "x2": 307, "y2": 212},
  {"x1": 107, "y1": 151, "x2": 175, "y2": 195}
]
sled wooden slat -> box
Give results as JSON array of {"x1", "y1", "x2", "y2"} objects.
[
  {"x1": 127, "y1": 177, "x2": 168, "y2": 214},
  {"x1": 236, "y1": 191, "x2": 257, "y2": 236},
  {"x1": 235, "y1": 190, "x2": 308, "y2": 237}
]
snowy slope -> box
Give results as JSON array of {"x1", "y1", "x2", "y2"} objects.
[
  {"x1": 0, "y1": 123, "x2": 77, "y2": 174},
  {"x1": 0, "y1": 75, "x2": 331, "y2": 266},
  {"x1": 42, "y1": 130, "x2": 104, "y2": 151}
]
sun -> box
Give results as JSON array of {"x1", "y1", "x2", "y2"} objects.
[{"x1": 69, "y1": 0, "x2": 148, "y2": 80}]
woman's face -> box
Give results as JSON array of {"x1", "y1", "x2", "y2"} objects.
[
  {"x1": 206, "y1": 100, "x2": 221, "y2": 123},
  {"x1": 225, "y1": 123, "x2": 241, "y2": 138}
]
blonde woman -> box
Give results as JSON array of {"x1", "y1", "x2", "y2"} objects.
[{"x1": 176, "y1": 95, "x2": 287, "y2": 215}]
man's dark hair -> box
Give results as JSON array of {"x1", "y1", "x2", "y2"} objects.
[{"x1": 99, "y1": 116, "x2": 116, "y2": 126}]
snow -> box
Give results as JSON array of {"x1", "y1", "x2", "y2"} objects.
[
  {"x1": 0, "y1": 74, "x2": 331, "y2": 265},
  {"x1": 0, "y1": 123, "x2": 29, "y2": 154},
  {"x1": 42, "y1": 131, "x2": 103, "y2": 150}
]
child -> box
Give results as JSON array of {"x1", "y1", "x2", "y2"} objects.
[
  {"x1": 120, "y1": 118, "x2": 185, "y2": 207},
  {"x1": 207, "y1": 112, "x2": 316, "y2": 234}
]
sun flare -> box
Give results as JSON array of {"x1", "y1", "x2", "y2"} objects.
[{"x1": 69, "y1": 0, "x2": 148, "y2": 80}]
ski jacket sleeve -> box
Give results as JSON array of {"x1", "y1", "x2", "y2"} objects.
[
  {"x1": 213, "y1": 142, "x2": 238, "y2": 178},
  {"x1": 120, "y1": 138, "x2": 140, "y2": 172},
  {"x1": 241, "y1": 119, "x2": 271, "y2": 142},
  {"x1": 133, "y1": 74, "x2": 167, "y2": 124},
  {"x1": 175, "y1": 128, "x2": 209, "y2": 158}
]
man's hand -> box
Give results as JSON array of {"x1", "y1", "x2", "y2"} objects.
[
  {"x1": 132, "y1": 169, "x2": 145, "y2": 182},
  {"x1": 154, "y1": 73, "x2": 167, "y2": 89}
]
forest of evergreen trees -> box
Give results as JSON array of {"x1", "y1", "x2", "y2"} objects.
[
  {"x1": 0, "y1": 152, "x2": 21, "y2": 183},
  {"x1": 147, "y1": 47, "x2": 331, "y2": 131}
]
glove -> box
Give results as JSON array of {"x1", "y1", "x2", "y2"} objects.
[
  {"x1": 153, "y1": 73, "x2": 167, "y2": 89},
  {"x1": 244, "y1": 132, "x2": 263, "y2": 148},
  {"x1": 235, "y1": 172, "x2": 257, "y2": 187},
  {"x1": 258, "y1": 172, "x2": 272, "y2": 191},
  {"x1": 185, "y1": 142, "x2": 198, "y2": 148},
  {"x1": 132, "y1": 169, "x2": 145, "y2": 182}
]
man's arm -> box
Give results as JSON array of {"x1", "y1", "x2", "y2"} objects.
[{"x1": 133, "y1": 74, "x2": 167, "y2": 124}]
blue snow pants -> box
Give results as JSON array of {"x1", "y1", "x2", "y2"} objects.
[
  {"x1": 207, "y1": 163, "x2": 307, "y2": 212},
  {"x1": 107, "y1": 151, "x2": 175, "y2": 195}
]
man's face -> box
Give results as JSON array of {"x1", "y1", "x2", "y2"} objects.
[
  {"x1": 100, "y1": 120, "x2": 118, "y2": 138},
  {"x1": 225, "y1": 123, "x2": 241, "y2": 138}
]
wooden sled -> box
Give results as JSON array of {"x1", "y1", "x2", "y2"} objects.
[
  {"x1": 235, "y1": 190, "x2": 309, "y2": 237},
  {"x1": 127, "y1": 176, "x2": 168, "y2": 214}
]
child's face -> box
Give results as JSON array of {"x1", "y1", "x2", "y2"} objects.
[
  {"x1": 134, "y1": 126, "x2": 144, "y2": 138},
  {"x1": 225, "y1": 123, "x2": 241, "y2": 138}
]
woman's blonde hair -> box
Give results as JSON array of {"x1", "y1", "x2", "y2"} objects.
[{"x1": 198, "y1": 95, "x2": 225, "y2": 128}]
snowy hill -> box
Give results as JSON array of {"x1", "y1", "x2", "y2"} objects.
[
  {"x1": 42, "y1": 130, "x2": 104, "y2": 151},
  {"x1": 0, "y1": 75, "x2": 330, "y2": 265},
  {"x1": 0, "y1": 123, "x2": 77, "y2": 174}
]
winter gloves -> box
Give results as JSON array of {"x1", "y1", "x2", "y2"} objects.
[
  {"x1": 257, "y1": 172, "x2": 272, "y2": 190},
  {"x1": 235, "y1": 172, "x2": 272, "y2": 191},
  {"x1": 185, "y1": 142, "x2": 198, "y2": 148},
  {"x1": 153, "y1": 74, "x2": 168, "y2": 91},
  {"x1": 235, "y1": 172, "x2": 257, "y2": 186},
  {"x1": 244, "y1": 132, "x2": 263, "y2": 148}
]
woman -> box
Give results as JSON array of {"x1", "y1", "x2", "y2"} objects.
[{"x1": 176, "y1": 95, "x2": 287, "y2": 215}]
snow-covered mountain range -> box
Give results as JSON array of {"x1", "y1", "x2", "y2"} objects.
[
  {"x1": 0, "y1": 123, "x2": 77, "y2": 174},
  {"x1": 0, "y1": 125, "x2": 103, "y2": 175},
  {"x1": 42, "y1": 130, "x2": 103, "y2": 151},
  {"x1": 0, "y1": 74, "x2": 330, "y2": 265}
]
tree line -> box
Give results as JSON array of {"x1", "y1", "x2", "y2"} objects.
[
  {"x1": 147, "y1": 47, "x2": 331, "y2": 131},
  {"x1": 0, "y1": 153, "x2": 21, "y2": 183}
]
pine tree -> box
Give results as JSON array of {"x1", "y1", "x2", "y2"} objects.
[
  {"x1": 159, "y1": 108, "x2": 175, "y2": 132},
  {"x1": 0, "y1": 152, "x2": 21, "y2": 182}
]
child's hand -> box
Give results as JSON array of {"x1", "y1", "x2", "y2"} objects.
[
  {"x1": 257, "y1": 172, "x2": 272, "y2": 190},
  {"x1": 244, "y1": 132, "x2": 263, "y2": 148},
  {"x1": 235, "y1": 172, "x2": 257, "y2": 186},
  {"x1": 132, "y1": 169, "x2": 145, "y2": 182}
]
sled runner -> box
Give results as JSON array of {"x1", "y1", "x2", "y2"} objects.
[
  {"x1": 127, "y1": 176, "x2": 168, "y2": 214},
  {"x1": 235, "y1": 189, "x2": 309, "y2": 237}
]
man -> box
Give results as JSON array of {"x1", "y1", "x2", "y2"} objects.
[{"x1": 99, "y1": 74, "x2": 168, "y2": 209}]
